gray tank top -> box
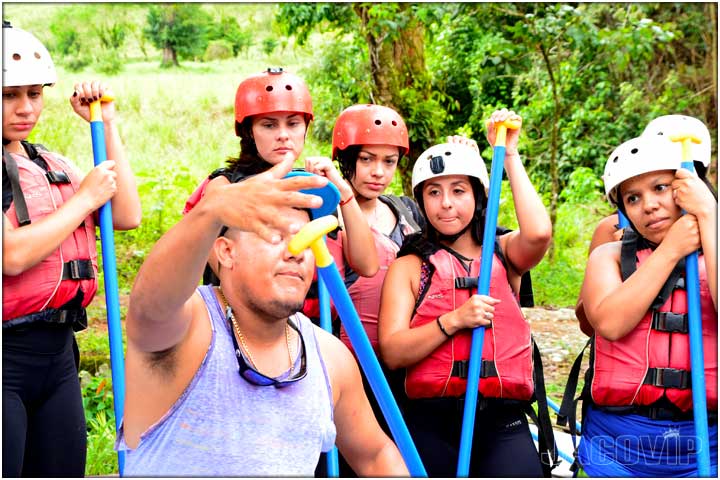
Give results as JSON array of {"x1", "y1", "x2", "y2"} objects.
[{"x1": 116, "y1": 285, "x2": 337, "y2": 476}]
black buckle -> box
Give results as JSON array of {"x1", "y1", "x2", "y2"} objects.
[
  {"x1": 62, "y1": 259, "x2": 95, "y2": 280},
  {"x1": 451, "y1": 360, "x2": 498, "y2": 379},
  {"x1": 651, "y1": 311, "x2": 688, "y2": 333},
  {"x1": 46, "y1": 170, "x2": 70, "y2": 184},
  {"x1": 452, "y1": 360, "x2": 468, "y2": 379},
  {"x1": 644, "y1": 367, "x2": 691, "y2": 389},
  {"x1": 481, "y1": 360, "x2": 498, "y2": 378},
  {"x1": 455, "y1": 276, "x2": 478, "y2": 289}
]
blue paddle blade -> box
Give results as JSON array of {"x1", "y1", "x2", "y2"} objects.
[{"x1": 284, "y1": 170, "x2": 341, "y2": 219}]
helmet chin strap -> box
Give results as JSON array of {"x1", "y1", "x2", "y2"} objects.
[
  {"x1": 3, "y1": 138, "x2": 10, "y2": 146},
  {"x1": 437, "y1": 222, "x2": 471, "y2": 244}
]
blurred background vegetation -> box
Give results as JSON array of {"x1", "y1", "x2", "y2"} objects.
[{"x1": 3, "y1": 3, "x2": 716, "y2": 475}]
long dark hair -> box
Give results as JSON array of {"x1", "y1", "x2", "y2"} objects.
[{"x1": 224, "y1": 119, "x2": 273, "y2": 177}]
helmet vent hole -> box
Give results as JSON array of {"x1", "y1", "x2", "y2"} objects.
[
  {"x1": 630, "y1": 148, "x2": 638, "y2": 154},
  {"x1": 12, "y1": 53, "x2": 20, "y2": 61},
  {"x1": 266, "y1": 86, "x2": 273, "y2": 92},
  {"x1": 34, "y1": 52, "x2": 41, "y2": 59},
  {"x1": 391, "y1": 120, "x2": 397, "y2": 126},
  {"x1": 374, "y1": 119, "x2": 381, "y2": 125},
  {"x1": 285, "y1": 85, "x2": 292, "y2": 91},
  {"x1": 612, "y1": 156, "x2": 619, "y2": 163},
  {"x1": 445, "y1": 151, "x2": 452, "y2": 156}
]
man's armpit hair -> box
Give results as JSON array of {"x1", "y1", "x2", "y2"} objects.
[{"x1": 145, "y1": 344, "x2": 179, "y2": 377}]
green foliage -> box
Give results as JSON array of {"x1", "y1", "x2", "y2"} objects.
[
  {"x1": 80, "y1": 364, "x2": 114, "y2": 426},
  {"x1": 261, "y1": 37, "x2": 279, "y2": 56},
  {"x1": 144, "y1": 4, "x2": 213, "y2": 66},
  {"x1": 208, "y1": 15, "x2": 253, "y2": 57},
  {"x1": 94, "y1": 51, "x2": 124, "y2": 75},
  {"x1": 80, "y1": 364, "x2": 117, "y2": 476},
  {"x1": 559, "y1": 167, "x2": 604, "y2": 204},
  {"x1": 85, "y1": 409, "x2": 118, "y2": 476},
  {"x1": 299, "y1": 35, "x2": 372, "y2": 143},
  {"x1": 204, "y1": 39, "x2": 233, "y2": 61}
]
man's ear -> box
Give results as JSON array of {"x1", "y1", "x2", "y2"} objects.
[{"x1": 214, "y1": 236, "x2": 236, "y2": 269}]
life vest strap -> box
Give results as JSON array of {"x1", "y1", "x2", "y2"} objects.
[
  {"x1": 454, "y1": 276, "x2": 478, "y2": 289},
  {"x1": 596, "y1": 404, "x2": 717, "y2": 422},
  {"x1": 45, "y1": 170, "x2": 70, "y2": 184},
  {"x1": 3, "y1": 307, "x2": 87, "y2": 331},
  {"x1": 3, "y1": 147, "x2": 31, "y2": 226},
  {"x1": 651, "y1": 311, "x2": 688, "y2": 333},
  {"x1": 62, "y1": 259, "x2": 95, "y2": 280},
  {"x1": 643, "y1": 367, "x2": 691, "y2": 390},
  {"x1": 451, "y1": 359, "x2": 497, "y2": 379}
]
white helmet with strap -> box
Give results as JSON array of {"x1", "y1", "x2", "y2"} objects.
[
  {"x1": 603, "y1": 136, "x2": 680, "y2": 205},
  {"x1": 411, "y1": 142, "x2": 489, "y2": 193},
  {"x1": 2, "y1": 24, "x2": 57, "y2": 87},
  {"x1": 641, "y1": 114, "x2": 711, "y2": 169}
]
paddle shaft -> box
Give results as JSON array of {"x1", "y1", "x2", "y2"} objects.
[
  {"x1": 89, "y1": 100, "x2": 126, "y2": 475},
  {"x1": 458, "y1": 119, "x2": 519, "y2": 476},
  {"x1": 318, "y1": 273, "x2": 340, "y2": 477}
]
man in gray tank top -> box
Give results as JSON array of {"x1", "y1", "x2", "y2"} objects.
[{"x1": 119, "y1": 158, "x2": 409, "y2": 476}]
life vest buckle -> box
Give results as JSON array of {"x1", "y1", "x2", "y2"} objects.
[
  {"x1": 651, "y1": 311, "x2": 689, "y2": 333},
  {"x1": 451, "y1": 359, "x2": 498, "y2": 379},
  {"x1": 454, "y1": 276, "x2": 478, "y2": 289},
  {"x1": 45, "y1": 170, "x2": 70, "y2": 184},
  {"x1": 62, "y1": 259, "x2": 95, "y2": 280},
  {"x1": 643, "y1": 367, "x2": 691, "y2": 390}
]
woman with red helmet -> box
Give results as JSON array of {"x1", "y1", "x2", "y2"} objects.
[
  {"x1": 303, "y1": 104, "x2": 425, "y2": 475},
  {"x1": 183, "y1": 68, "x2": 377, "y2": 286}
]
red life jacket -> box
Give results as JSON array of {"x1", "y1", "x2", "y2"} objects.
[
  {"x1": 405, "y1": 246, "x2": 534, "y2": 400},
  {"x1": 590, "y1": 247, "x2": 718, "y2": 412},
  {"x1": 3, "y1": 148, "x2": 98, "y2": 321},
  {"x1": 302, "y1": 195, "x2": 422, "y2": 342}
]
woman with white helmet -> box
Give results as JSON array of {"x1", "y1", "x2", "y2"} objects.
[
  {"x1": 2, "y1": 22, "x2": 141, "y2": 476},
  {"x1": 572, "y1": 125, "x2": 717, "y2": 476},
  {"x1": 575, "y1": 114, "x2": 716, "y2": 338},
  {"x1": 378, "y1": 109, "x2": 553, "y2": 476}
]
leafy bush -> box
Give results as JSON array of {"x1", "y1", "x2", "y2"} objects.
[
  {"x1": 80, "y1": 364, "x2": 118, "y2": 476},
  {"x1": 94, "y1": 50, "x2": 124, "y2": 75},
  {"x1": 261, "y1": 37, "x2": 279, "y2": 56},
  {"x1": 204, "y1": 39, "x2": 233, "y2": 61},
  {"x1": 85, "y1": 409, "x2": 118, "y2": 476}
]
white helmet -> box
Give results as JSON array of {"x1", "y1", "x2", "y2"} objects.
[
  {"x1": 603, "y1": 136, "x2": 681, "y2": 205},
  {"x1": 641, "y1": 114, "x2": 711, "y2": 170},
  {"x1": 3, "y1": 24, "x2": 57, "y2": 87},
  {"x1": 411, "y1": 143, "x2": 490, "y2": 194}
]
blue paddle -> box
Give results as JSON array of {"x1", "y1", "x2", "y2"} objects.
[
  {"x1": 88, "y1": 97, "x2": 125, "y2": 475},
  {"x1": 318, "y1": 275, "x2": 340, "y2": 477},
  {"x1": 289, "y1": 216, "x2": 427, "y2": 477},
  {"x1": 670, "y1": 133, "x2": 711, "y2": 477},
  {"x1": 457, "y1": 117, "x2": 521, "y2": 476}
]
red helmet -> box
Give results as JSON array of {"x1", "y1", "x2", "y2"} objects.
[
  {"x1": 331, "y1": 104, "x2": 409, "y2": 159},
  {"x1": 234, "y1": 67, "x2": 313, "y2": 135}
]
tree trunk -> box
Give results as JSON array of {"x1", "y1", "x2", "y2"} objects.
[
  {"x1": 161, "y1": 46, "x2": 178, "y2": 68},
  {"x1": 353, "y1": 4, "x2": 434, "y2": 196},
  {"x1": 539, "y1": 42, "x2": 560, "y2": 260}
]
